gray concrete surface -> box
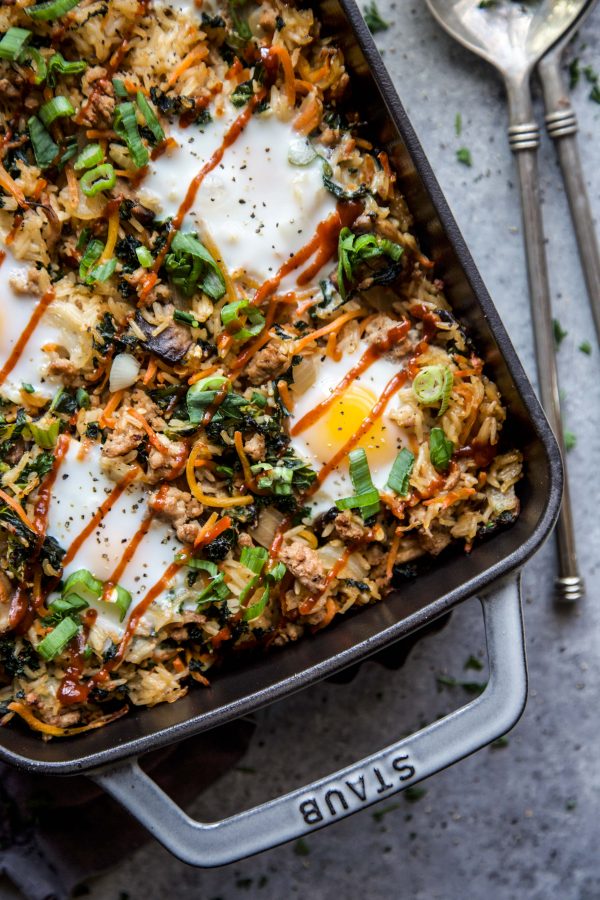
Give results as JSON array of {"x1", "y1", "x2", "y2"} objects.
[{"x1": 3, "y1": 2, "x2": 600, "y2": 898}]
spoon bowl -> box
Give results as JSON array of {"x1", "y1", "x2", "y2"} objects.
[{"x1": 426, "y1": 0, "x2": 586, "y2": 81}]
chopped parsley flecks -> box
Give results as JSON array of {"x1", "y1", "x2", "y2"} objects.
[{"x1": 456, "y1": 147, "x2": 472, "y2": 167}]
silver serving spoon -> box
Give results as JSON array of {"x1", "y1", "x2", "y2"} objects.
[
  {"x1": 538, "y1": 0, "x2": 600, "y2": 346},
  {"x1": 424, "y1": 0, "x2": 585, "y2": 602}
]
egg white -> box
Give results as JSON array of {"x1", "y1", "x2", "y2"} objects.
[{"x1": 289, "y1": 342, "x2": 410, "y2": 517}]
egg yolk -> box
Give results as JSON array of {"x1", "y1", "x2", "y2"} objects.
[{"x1": 304, "y1": 383, "x2": 389, "y2": 466}]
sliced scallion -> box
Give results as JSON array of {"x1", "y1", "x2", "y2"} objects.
[
  {"x1": 102, "y1": 584, "x2": 132, "y2": 621},
  {"x1": 79, "y1": 238, "x2": 103, "y2": 281},
  {"x1": 186, "y1": 375, "x2": 229, "y2": 424},
  {"x1": 25, "y1": 0, "x2": 82, "y2": 21},
  {"x1": 240, "y1": 545, "x2": 268, "y2": 575},
  {"x1": 113, "y1": 101, "x2": 149, "y2": 168},
  {"x1": 39, "y1": 95, "x2": 76, "y2": 128},
  {"x1": 173, "y1": 309, "x2": 200, "y2": 328},
  {"x1": 112, "y1": 77, "x2": 129, "y2": 98},
  {"x1": 27, "y1": 115, "x2": 58, "y2": 169},
  {"x1": 438, "y1": 368, "x2": 454, "y2": 416},
  {"x1": 76, "y1": 387, "x2": 90, "y2": 409},
  {"x1": 136, "y1": 91, "x2": 165, "y2": 144},
  {"x1": 0, "y1": 27, "x2": 31, "y2": 61},
  {"x1": 386, "y1": 448, "x2": 415, "y2": 497},
  {"x1": 86, "y1": 258, "x2": 117, "y2": 284},
  {"x1": 74, "y1": 143, "x2": 103, "y2": 171},
  {"x1": 186, "y1": 558, "x2": 218, "y2": 575},
  {"x1": 165, "y1": 231, "x2": 226, "y2": 300},
  {"x1": 47, "y1": 51, "x2": 87, "y2": 84},
  {"x1": 336, "y1": 448, "x2": 380, "y2": 519},
  {"x1": 413, "y1": 365, "x2": 452, "y2": 408},
  {"x1": 37, "y1": 616, "x2": 79, "y2": 660},
  {"x1": 243, "y1": 584, "x2": 269, "y2": 621},
  {"x1": 29, "y1": 418, "x2": 60, "y2": 449},
  {"x1": 196, "y1": 571, "x2": 230, "y2": 607},
  {"x1": 135, "y1": 245, "x2": 153, "y2": 268},
  {"x1": 79, "y1": 162, "x2": 116, "y2": 197},
  {"x1": 429, "y1": 427, "x2": 454, "y2": 472},
  {"x1": 220, "y1": 298, "x2": 265, "y2": 342},
  {"x1": 26, "y1": 46, "x2": 47, "y2": 84}
]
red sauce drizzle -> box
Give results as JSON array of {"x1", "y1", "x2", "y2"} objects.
[
  {"x1": 290, "y1": 320, "x2": 410, "y2": 437},
  {"x1": 57, "y1": 609, "x2": 97, "y2": 706},
  {"x1": 32, "y1": 434, "x2": 70, "y2": 544},
  {"x1": 454, "y1": 441, "x2": 497, "y2": 468},
  {"x1": 61, "y1": 467, "x2": 139, "y2": 568},
  {"x1": 101, "y1": 511, "x2": 155, "y2": 602},
  {"x1": 0, "y1": 287, "x2": 55, "y2": 387}
]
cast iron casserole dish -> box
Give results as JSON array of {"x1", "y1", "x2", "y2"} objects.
[{"x1": 0, "y1": 0, "x2": 562, "y2": 864}]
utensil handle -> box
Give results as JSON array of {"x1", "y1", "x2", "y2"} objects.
[
  {"x1": 92, "y1": 577, "x2": 526, "y2": 867},
  {"x1": 506, "y1": 80, "x2": 583, "y2": 603},
  {"x1": 537, "y1": 51, "x2": 600, "y2": 345}
]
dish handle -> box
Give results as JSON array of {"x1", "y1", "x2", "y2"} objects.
[{"x1": 92, "y1": 575, "x2": 527, "y2": 866}]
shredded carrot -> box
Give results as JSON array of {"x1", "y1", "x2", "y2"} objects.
[
  {"x1": 172, "y1": 655, "x2": 185, "y2": 673},
  {"x1": 211, "y1": 626, "x2": 231, "y2": 649},
  {"x1": 217, "y1": 332, "x2": 234, "y2": 356},
  {"x1": 192, "y1": 511, "x2": 219, "y2": 547},
  {"x1": 85, "y1": 129, "x2": 117, "y2": 140},
  {"x1": 233, "y1": 430, "x2": 254, "y2": 486},
  {"x1": 326, "y1": 330, "x2": 342, "y2": 362},
  {"x1": 423, "y1": 487, "x2": 476, "y2": 509},
  {"x1": 294, "y1": 79, "x2": 314, "y2": 95},
  {"x1": 293, "y1": 91, "x2": 322, "y2": 135},
  {"x1": 138, "y1": 271, "x2": 158, "y2": 302},
  {"x1": 294, "y1": 309, "x2": 362, "y2": 352},
  {"x1": 0, "y1": 489, "x2": 37, "y2": 534},
  {"x1": 166, "y1": 43, "x2": 208, "y2": 88},
  {"x1": 276, "y1": 379, "x2": 293, "y2": 412},
  {"x1": 187, "y1": 440, "x2": 253, "y2": 508},
  {"x1": 65, "y1": 164, "x2": 79, "y2": 206},
  {"x1": 268, "y1": 45, "x2": 296, "y2": 108},
  {"x1": 99, "y1": 389, "x2": 124, "y2": 428},
  {"x1": 198, "y1": 514, "x2": 232, "y2": 548},
  {"x1": 314, "y1": 597, "x2": 337, "y2": 631},
  {"x1": 7, "y1": 702, "x2": 128, "y2": 737},
  {"x1": 188, "y1": 364, "x2": 220, "y2": 385},
  {"x1": 143, "y1": 357, "x2": 158, "y2": 385},
  {"x1": 100, "y1": 206, "x2": 120, "y2": 262},
  {"x1": 0, "y1": 162, "x2": 27, "y2": 209},
  {"x1": 385, "y1": 530, "x2": 402, "y2": 580},
  {"x1": 128, "y1": 408, "x2": 167, "y2": 453},
  {"x1": 380, "y1": 492, "x2": 406, "y2": 520}
]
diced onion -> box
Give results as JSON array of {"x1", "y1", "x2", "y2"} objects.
[
  {"x1": 250, "y1": 508, "x2": 286, "y2": 548},
  {"x1": 109, "y1": 353, "x2": 140, "y2": 392},
  {"x1": 290, "y1": 354, "x2": 318, "y2": 396},
  {"x1": 317, "y1": 543, "x2": 367, "y2": 580}
]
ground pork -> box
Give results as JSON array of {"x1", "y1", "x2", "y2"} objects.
[
  {"x1": 364, "y1": 313, "x2": 409, "y2": 360},
  {"x1": 102, "y1": 417, "x2": 144, "y2": 458},
  {"x1": 244, "y1": 433, "x2": 266, "y2": 461},
  {"x1": 278, "y1": 541, "x2": 326, "y2": 592},
  {"x1": 332, "y1": 510, "x2": 370, "y2": 543},
  {"x1": 418, "y1": 530, "x2": 451, "y2": 556},
  {"x1": 9, "y1": 266, "x2": 49, "y2": 295},
  {"x1": 148, "y1": 486, "x2": 203, "y2": 544},
  {"x1": 245, "y1": 341, "x2": 290, "y2": 385},
  {"x1": 147, "y1": 439, "x2": 188, "y2": 483},
  {"x1": 78, "y1": 66, "x2": 116, "y2": 127}
]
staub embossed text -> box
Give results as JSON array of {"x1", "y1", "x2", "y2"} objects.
[{"x1": 298, "y1": 754, "x2": 416, "y2": 826}]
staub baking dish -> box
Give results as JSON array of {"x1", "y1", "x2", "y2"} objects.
[{"x1": 0, "y1": 0, "x2": 561, "y2": 864}]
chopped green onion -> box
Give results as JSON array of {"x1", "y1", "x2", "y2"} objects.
[
  {"x1": 564, "y1": 430, "x2": 576, "y2": 452},
  {"x1": 47, "y1": 51, "x2": 87, "y2": 84},
  {"x1": 25, "y1": 0, "x2": 82, "y2": 20},
  {"x1": 79, "y1": 162, "x2": 116, "y2": 197},
  {"x1": 102, "y1": 583, "x2": 132, "y2": 621},
  {"x1": 251, "y1": 391, "x2": 267, "y2": 408},
  {"x1": 230, "y1": 80, "x2": 254, "y2": 107},
  {"x1": 135, "y1": 245, "x2": 153, "y2": 268},
  {"x1": 336, "y1": 448, "x2": 380, "y2": 519},
  {"x1": 288, "y1": 137, "x2": 317, "y2": 166},
  {"x1": 74, "y1": 143, "x2": 103, "y2": 171},
  {"x1": 136, "y1": 91, "x2": 165, "y2": 144},
  {"x1": 62, "y1": 569, "x2": 103, "y2": 604},
  {"x1": 21, "y1": 383, "x2": 35, "y2": 394},
  {"x1": 29, "y1": 418, "x2": 60, "y2": 449},
  {"x1": 26, "y1": 46, "x2": 47, "y2": 84},
  {"x1": 337, "y1": 227, "x2": 403, "y2": 299},
  {"x1": 76, "y1": 387, "x2": 90, "y2": 409},
  {"x1": 39, "y1": 95, "x2": 76, "y2": 128},
  {"x1": 173, "y1": 309, "x2": 200, "y2": 328},
  {"x1": 113, "y1": 101, "x2": 149, "y2": 168},
  {"x1": 0, "y1": 27, "x2": 31, "y2": 61},
  {"x1": 579, "y1": 340, "x2": 592, "y2": 355},
  {"x1": 79, "y1": 238, "x2": 103, "y2": 281},
  {"x1": 165, "y1": 231, "x2": 226, "y2": 300},
  {"x1": 86, "y1": 258, "x2": 117, "y2": 284},
  {"x1": 48, "y1": 594, "x2": 89, "y2": 616},
  {"x1": 363, "y1": 0, "x2": 389, "y2": 33},
  {"x1": 240, "y1": 545, "x2": 268, "y2": 575},
  {"x1": 429, "y1": 427, "x2": 454, "y2": 472},
  {"x1": 553, "y1": 318, "x2": 567, "y2": 347},
  {"x1": 27, "y1": 116, "x2": 58, "y2": 169},
  {"x1": 112, "y1": 78, "x2": 129, "y2": 98},
  {"x1": 412, "y1": 366, "x2": 453, "y2": 414},
  {"x1": 37, "y1": 616, "x2": 79, "y2": 660},
  {"x1": 243, "y1": 584, "x2": 269, "y2": 621},
  {"x1": 186, "y1": 375, "x2": 229, "y2": 424},
  {"x1": 386, "y1": 448, "x2": 414, "y2": 496},
  {"x1": 196, "y1": 571, "x2": 230, "y2": 607},
  {"x1": 221, "y1": 298, "x2": 265, "y2": 342},
  {"x1": 186, "y1": 558, "x2": 218, "y2": 575},
  {"x1": 76, "y1": 227, "x2": 90, "y2": 252},
  {"x1": 267, "y1": 561, "x2": 286, "y2": 582}
]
